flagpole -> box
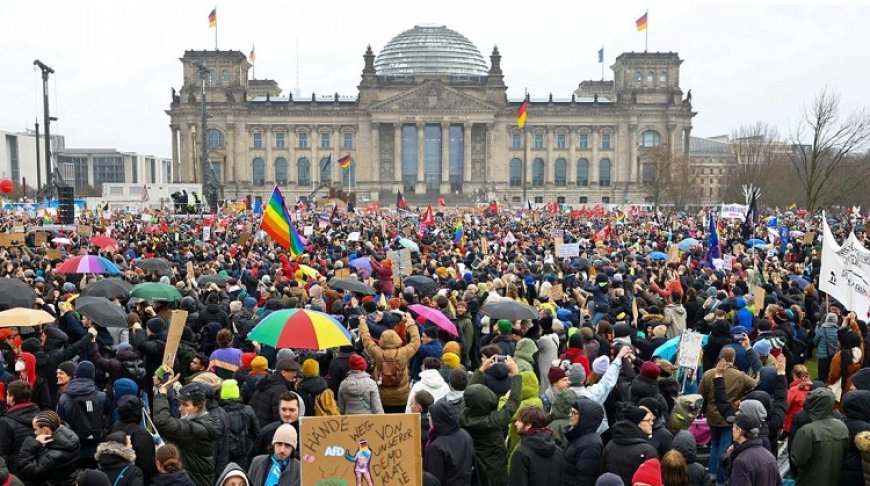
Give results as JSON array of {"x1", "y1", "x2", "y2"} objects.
[
  {"x1": 601, "y1": 47, "x2": 604, "y2": 81},
  {"x1": 644, "y1": 10, "x2": 649, "y2": 53},
  {"x1": 214, "y1": 6, "x2": 218, "y2": 50}
]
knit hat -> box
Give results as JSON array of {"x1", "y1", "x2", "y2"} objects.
[
  {"x1": 497, "y1": 319, "x2": 512, "y2": 334},
  {"x1": 146, "y1": 317, "x2": 166, "y2": 334},
  {"x1": 579, "y1": 327, "x2": 594, "y2": 340},
  {"x1": 737, "y1": 399, "x2": 768, "y2": 424},
  {"x1": 729, "y1": 412, "x2": 761, "y2": 435},
  {"x1": 423, "y1": 327, "x2": 439, "y2": 340},
  {"x1": 243, "y1": 297, "x2": 257, "y2": 308},
  {"x1": 442, "y1": 352, "x2": 460, "y2": 369},
  {"x1": 251, "y1": 356, "x2": 269, "y2": 371},
  {"x1": 825, "y1": 312, "x2": 839, "y2": 325},
  {"x1": 58, "y1": 361, "x2": 76, "y2": 378},
  {"x1": 191, "y1": 372, "x2": 222, "y2": 391},
  {"x1": 229, "y1": 301, "x2": 242, "y2": 313},
  {"x1": 752, "y1": 340, "x2": 772, "y2": 356},
  {"x1": 652, "y1": 325, "x2": 667, "y2": 339},
  {"x1": 273, "y1": 423, "x2": 298, "y2": 447},
  {"x1": 78, "y1": 469, "x2": 111, "y2": 486},
  {"x1": 592, "y1": 355, "x2": 610, "y2": 375},
  {"x1": 443, "y1": 341, "x2": 461, "y2": 355},
  {"x1": 613, "y1": 323, "x2": 633, "y2": 338},
  {"x1": 622, "y1": 405, "x2": 648, "y2": 425},
  {"x1": 568, "y1": 332, "x2": 584, "y2": 349},
  {"x1": 220, "y1": 379, "x2": 241, "y2": 401},
  {"x1": 548, "y1": 366, "x2": 567, "y2": 385},
  {"x1": 730, "y1": 325, "x2": 748, "y2": 336},
  {"x1": 640, "y1": 361, "x2": 661, "y2": 381},
  {"x1": 302, "y1": 358, "x2": 320, "y2": 378},
  {"x1": 567, "y1": 363, "x2": 586, "y2": 386},
  {"x1": 178, "y1": 383, "x2": 207, "y2": 403},
  {"x1": 632, "y1": 458, "x2": 662, "y2": 486},
  {"x1": 75, "y1": 361, "x2": 96, "y2": 380},
  {"x1": 638, "y1": 397, "x2": 662, "y2": 418},
  {"x1": 594, "y1": 472, "x2": 625, "y2": 486},
  {"x1": 240, "y1": 352, "x2": 256, "y2": 369},
  {"x1": 62, "y1": 282, "x2": 76, "y2": 293},
  {"x1": 349, "y1": 353, "x2": 368, "y2": 371}
]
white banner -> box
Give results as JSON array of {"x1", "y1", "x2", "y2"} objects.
[
  {"x1": 820, "y1": 214, "x2": 870, "y2": 316},
  {"x1": 720, "y1": 203, "x2": 748, "y2": 220},
  {"x1": 556, "y1": 243, "x2": 580, "y2": 258},
  {"x1": 677, "y1": 331, "x2": 704, "y2": 369}
]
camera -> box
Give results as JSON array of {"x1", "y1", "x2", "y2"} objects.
[{"x1": 494, "y1": 355, "x2": 508, "y2": 363}]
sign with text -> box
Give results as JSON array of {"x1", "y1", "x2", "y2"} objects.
[
  {"x1": 677, "y1": 331, "x2": 704, "y2": 369},
  {"x1": 300, "y1": 414, "x2": 422, "y2": 486},
  {"x1": 386, "y1": 249, "x2": 413, "y2": 277},
  {"x1": 720, "y1": 204, "x2": 748, "y2": 220},
  {"x1": 556, "y1": 243, "x2": 580, "y2": 258}
]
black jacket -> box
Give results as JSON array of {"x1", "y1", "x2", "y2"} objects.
[
  {"x1": 508, "y1": 429, "x2": 564, "y2": 486},
  {"x1": 152, "y1": 470, "x2": 196, "y2": 486},
  {"x1": 16, "y1": 426, "x2": 81, "y2": 486},
  {"x1": 602, "y1": 420, "x2": 658, "y2": 485},
  {"x1": 0, "y1": 402, "x2": 40, "y2": 475},
  {"x1": 842, "y1": 390, "x2": 870, "y2": 486},
  {"x1": 561, "y1": 398, "x2": 603, "y2": 486},
  {"x1": 130, "y1": 329, "x2": 166, "y2": 381},
  {"x1": 248, "y1": 371, "x2": 292, "y2": 427},
  {"x1": 671, "y1": 430, "x2": 712, "y2": 486},
  {"x1": 95, "y1": 441, "x2": 145, "y2": 486},
  {"x1": 425, "y1": 401, "x2": 474, "y2": 486},
  {"x1": 152, "y1": 393, "x2": 222, "y2": 486},
  {"x1": 110, "y1": 396, "x2": 156, "y2": 483}
]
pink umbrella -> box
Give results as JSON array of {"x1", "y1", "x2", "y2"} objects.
[{"x1": 408, "y1": 304, "x2": 458, "y2": 336}]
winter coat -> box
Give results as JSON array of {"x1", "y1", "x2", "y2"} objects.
[
  {"x1": 326, "y1": 351, "x2": 352, "y2": 396},
  {"x1": 828, "y1": 348, "x2": 864, "y2": 397},
  {"x1": 197, "y1": 296, "x2": 229, "y2": 330},
  {"x1": 359, "y1": 321, "x2": 421, "y2": 407},
  {"x1": 536, "y1": 334, "x2": 560, "y2": 391},
  {"x1": 814, "y1": 321, "x2": 840, "y2": 359},
  {"x1": 503, "y1": 372, "x2": 545, "y2": 461},
  {"x1": 406, "y1": 369, "x2": 450, "y2": 412},
  {"x1": 248, "y1": 371, "x2": 292, "y2": 427},
  {"x1": 663, "y1": 303, "x2": 687, "y2": 339},
  {"x1": 297, "y1": 376, "x2": 334, "y2": 417},
  {"x1": 338, "y1": 370, "x2": 383, "y2": 415},
  {"x1": 215, "y1": 463, "x2": 249, "y2": 486},
  {"x1": 152, "y1": 393, "x2": 222, "y2": 486},
  {"x1": 369, "y1": 259, "x2": 394, "y2": 295},
  {"x1": 0, "y1": 402, "x2": 40, "y2": 475},
  {"x1": 568, "y1": 356, "x2": 622, "y2": 433},
  {"x1": 248, "y1": 454, "x2": 301, "y2": 486},
  {"x1": 95, "y1": 441, "x2": 145, "y2": 486},
  {"x1": 785, "y1": 379, "x2": 812, "y2": 433},
  {"x1": 698, "y1": 364, "x2": 756, "y2": 427},
  {"x1": 152, "y1": 470, "x2": 196, "y2": 486},
  {"x1": 425, "y1": 401, "x2": 475, "y2": 486},
  {"x1": 560, "y1": 398, "x2": 603, "y2": 486},
  {"x1": 491, "y1": 334, "x2": 516, "y2": 358},
  {"x1": 790, "y1": 388, "x2": 850, "y2": 486},
  {"x1": 508, "y1": 429, "x2": 563, "y2": 486},
  {"x1": 601, "y1": 420, "x2": 658, "y2": 485},
  {"x1": 130, "y1": 329, "x2": 166, "y2": 382},
  {"x1": 0, "y1": 456, "x2": 23, "y2": 486},
  {"x1": 56, "y1": 377, "x2": 108, "y2": 460},
  {"x1": 15, "y1": 425, "x2": 81, "y2": 486},
  {"x1": 703, "y1": 321, "x2": 733, "y2": 373},
  {"x1": 548, "y1": 389, "x2": 577, "y2": 448},
  {"x1": 480, "y1": 363, "x2": 513, "y2": 396},
  {"x1": 411, "y1": 338, "x2": 445, "y2": 381},
  {"x1": 648, "y1": 416, "x2": 674, "y2": 458},
  {"x1": 729, "y1": 437, "x2": 781, "y2": 486},
  {"x1": 110, "y1": 396, "x2": 157, "y2": 483},
  {"x1": 841, "y1": 390, "x2": 870, "y2": 486},
  {"x1": 220, "y1": 399, "x2": 260, "y2": 469},
  {"x1": 456, "y1": 314, "x2": 475, "y2": 365},
  {"x1": 461, "y1": 374, "x2": 523, "y2": 486},
  {"x1": 514, "y1": 338, "x2": 538, "y2": 375},
  {"x1": 671, "y1": 430, "x2": 711, "y2": 486},
  {"x1": 855, "y1": 431, "x2": 870, "y2": 486}
]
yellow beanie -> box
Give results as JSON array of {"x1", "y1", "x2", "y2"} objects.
[
  {"x1": 251, "y1": 356, "x2": 268, "y2": 371},
  {"x1": 442, "y1": 352, "x2": 460, "y2": 369},
  {"x1": 302, "y1": 358, "x2": 319, "y2": 378},
  {"x1": 443, "y1": 341, "x2": 461, "y2": 356}
]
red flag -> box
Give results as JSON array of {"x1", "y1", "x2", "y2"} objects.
[
  {"x1": 422, "y1": 205, "x2": 435, "y2": 227},
  {"x1": 593, "y1": 223, "x2": 611, "y2": 242},
  {"x1": 489, "y1": 200, "x2": 500, "y2": 214},
  {"x1": 630, "y1": 206, "x2": 640, "y2": 218},
  {"x1": 396, "y1": 190, "x2": 409, "y2": 210},
  {"x1": 546, "y1": 201, "x2": 559, "y2": 214},
  {"x1": 438, "y1": 197, "x2": 446, "y2": 207}
]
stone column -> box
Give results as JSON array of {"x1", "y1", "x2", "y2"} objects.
[
  {"x1": 440, "y1": 122, "x2": 450, "y2": 194},
  {"x1": 462, "y1": 123, "x2": 472, "y2": 188},
  {"x1": 333, "y1": 125, "x2": 340, "y2": 186},
  {"x1": 415, "y1": 122, "x2": 426, "y2": 194},
  {"x1": 189, "y1": 124, "x2": 199, "y2": 183},
  {"x1": 523, "y1": 128, "x2": 531, "y2": 197},
  {"x1": 370, "y1": 122, "x2": 380, "y2": 186},
  {"x1": 667, "y1": 123, "x2": 677, "y2": 155},
  {"x1": 590, "y1": 127, "x2": 599, "y2": 187},
  {"x1": 170, "y1": 124, "x2": 180, "y2": 183},
  {"x1": 288, "y1": 126, "x2": 296, "y2": 185},
  {"x1": 628, "y1": 124, "x2": 638, "y2": 185},
  {"x1": 264, "y1": 126, "x2": 274, "y2": 185},
  {"x1": 545, "y1": 128, "x2": 554, "y2": 186},
  {"x1": 568, "y1": 128, "x2": 577, "y2": 187},
  {"x1": 393, "y1": 123, "x2": 402, "y2": 192}
]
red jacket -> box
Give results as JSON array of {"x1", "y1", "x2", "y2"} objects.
[
  {"x1": 785, "y1": 378, "x2": 811, "y2": 432},
  {"x1": 561, "y1": 347, "x2": 591, "y2": 377}
]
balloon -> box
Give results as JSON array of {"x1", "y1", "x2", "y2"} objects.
[{"x1": 0, "y1": 179, "x2": 13, "y2": 194}]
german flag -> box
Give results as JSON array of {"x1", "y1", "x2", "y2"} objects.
[
  {"x1": 517, "y1": 99, "x2": 528, "y2": 129},
  {"x1": 338, "y1": 155, "x2": 351, "y2": 169},
  {"x1": 636, "y1": 12, "x2": 648, "y2": 31},
  {"x1": 208, "y1": 8, "x2": 217, "y2": 28},
  {"x1": 249, "y1": 46, "x2": 256, "y2": 63}
]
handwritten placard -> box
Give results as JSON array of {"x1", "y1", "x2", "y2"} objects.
[
  {"x1": 77, "y1": 225, "x2": 92, "y2": 237},
  {"x1": 300, "y1": 414, "x2": 422, "y2": 486},
  {"x1": 677, "y1": 331, "x2": 704, "y2": 369},
  {"x1": 556, "y1": 243, "x2": 580, "y2": 258}
]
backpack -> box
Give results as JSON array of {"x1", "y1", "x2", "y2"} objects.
[
  {"x1": 223, "y1": 403, "x2": 253, "y2": 459},
  {"x1": 379, "y1": 353, "x2": 404, "y2": 388},
  {"x1": 120, "y1": 357, "x2": 147, "y2": 381},
  {"x1": 313, "y1": 389, "x2": 340, "y2": 416},
  {"x1": 70, "y1": 392, "x2": 106, "y2": 448}
]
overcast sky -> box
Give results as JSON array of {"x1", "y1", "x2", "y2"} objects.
[{"x1": 1, "y1": 0, "x2": 868, "y2": 157}]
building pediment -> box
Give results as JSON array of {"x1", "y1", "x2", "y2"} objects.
[{"x1": 368, "y1": 81, "x2": 498, "y2": 113}]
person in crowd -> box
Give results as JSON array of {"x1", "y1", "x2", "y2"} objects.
[
  {"x1": 0, "y1": 380, "x2": 41, "y2": 476},
  {"x1": 210, "y1": 329, "x2": 243, "y2": 380},
  {"x1": 406, "y1": 357, "x2": 450, "y2": 412},
  {"x1": 338, "y1": 353, "x2": 383, "y2": 414},
  {"x1": 560, "y1": 397, "x2": 604, "y2": 486},
  {"x1": 548, "y1": 388, "x2": 579, "y2": 447},
  {"x1": 16, "y1": 410, "x2": 81, "y2": 486},
  {"x1": 56, "y1": 360, "x2": 108, "y2": 469},
  {"x1": 785, "y1": 364, "x2": 812, "y2": 433},
  {"x1": 841, "y1": 390, "x2": 870, "y2": 486},
  {"x1": 109, "y1": 395, "x2": 156, "y2": 483},
  {"x1": 298, "y1": 358, "x2": 339, "y2": 416},
  {"x1": 669, "y1": 430, "x2": 710, "y2": 486},
  {"x1": 602, "y1": 405, "x2": 658, "y2": 485},
  {"x1": 247, "y1": 424, "x2": 300, "y2": 486},
  {"x1": 630, "y1": 458, "x2": 662, "y2": 486},
  {"x1": 358, "y1": 314, "x2": 421, "y2": 413},
  {"x1": 251, "y1": 391, "x2": 304, "y2": 461},
  {"x1": 95, "y1": 431, "x2": 145, "y2": 486},
  {"x1": 411, "y1": 390, "x2": 434, "y2": 449},
  {"x1": 424, "y1": 400, "x2": 474, "y2": 485},
  {"x1": 727, "y1": 413, "x2": 779, "y2": 486},
  {"x1": 153, "y1": 443, "x2": 196, "y2": 486},
  {"x1": 790, "y1": 387, "x2": 850, "y2": 486},
  {"x1": 220, "y1": 379, "x2": 260, "y2": 470},
  {"x1": 248, "y1": 358, "x2": 304, "y2": 426},
  {"x1": 814, "y1": 312, "x2": 840, "y2": 383},
  {"x1": 508, "y1": 405, "x2": 563, "y2": 486}
]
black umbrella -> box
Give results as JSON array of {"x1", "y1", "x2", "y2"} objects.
[
  {"x1": 480, "y1": 300, "x2": 539, "y2": 320},
  {"x1": 403, "y1": 275, "x2": 437, "y2": 296},
  {"x1": 0, "y1": 278, "x2": 36, "y2": 309},
  {"x1": 74, "y1": 296, "x2": 128, "y2": 328},
  {"x1": 328, "y1": 278, "x2": 376, "y2": 295},
  {"x1": 197, "y1": 274, "x2": 231, "y2": 287},
  {"x1": 136, "y1": 258, "x2": 173, "y2": 273},
  {"x1": 80, "y1": 278, "x2": 133, "y2": 299}
]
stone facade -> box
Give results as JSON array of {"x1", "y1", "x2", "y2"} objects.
[{"x1": 167, "y1": 36, "x2": 695, "y2": 205}]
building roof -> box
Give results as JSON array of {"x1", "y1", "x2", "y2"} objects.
[
  {"x1": 374, "y1": 24, "x2": 488, "y2": 76},
  {"x1": 689, "y1": 136, "x2": 733, "y2": 157}
]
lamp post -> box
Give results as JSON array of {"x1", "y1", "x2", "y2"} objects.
[{"x1": 33, "y1": 60, "x2": 54, "y2": 196}]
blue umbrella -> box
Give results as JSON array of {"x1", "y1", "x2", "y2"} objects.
[
  {"x1": 678, "y1": 238, "x2": 700, "y2": 251},
  {"x1": 745, "y1": 238, "x2": 766, "y2": 246},
  {"x1": 652, "y1": 334, "x2": 710, "y2": 361},
  {"x1": 649, "y1": 251, "x2": 667, "y2": 261},
  {"x1": 348, "y1": 257, "x2": 372, "y2": 273},
  {"x1": 754, "y1": 243, "x2": 770, "y2": 250},
  {"x1": 789, "y1": 274, "x2": 810, "y2": 290}
]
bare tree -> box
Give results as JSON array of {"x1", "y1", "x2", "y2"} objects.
[
  {"x1": 641, "y1": 147, "x2": 698, "y2": 211},
  {"x1": 790, "y1": 88, "x2": 870, "y2": 212},
  {"x1": 668, "y1": 152, "x2": 699, "y2": 210},
  {"x1": 721, "y1": 122, "x2": 783, "y2": 202}
]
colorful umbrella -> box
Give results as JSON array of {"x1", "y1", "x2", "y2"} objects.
[
  {"x1": 247, "y1": 309, "x2": 352, "y2": 350},
  {"x1": 91, "y1": 235, "x2": 118, "y2": 249},
  {"x1": 649, "y1": 251, "x2": 668, "y2": 261},
  {"x1": 55, "y1": 255, "x2": 121, "y2": 275},
  {"x1": 0, "y1": 308, "x2": 56, "y2": 327},
  {"x1": 130, "y1": 282, "x2": 182, "y2": 302},
  {"x1": 298, "y1": 264, "x2": 320, "y2": 279},
  {"x1": 398, "y1": 238, "x2": 420, "y2": 253},
  {"x1": 408, "y1": 304, "x2": 459, "y2": 336},
  {"x1": 678, "y1": 238, "x2": 700, "y2": 251},
  {"x1": 348, "y1": 257, "x2": 373, "y2": 273}
]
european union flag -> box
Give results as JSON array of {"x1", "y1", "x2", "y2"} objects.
[
  {"x1": 598, "y1": 47, "x2": 604, "y2": 63},
  {"x1": 252, "y1": 197, "x2": 263, "y2": 215}
]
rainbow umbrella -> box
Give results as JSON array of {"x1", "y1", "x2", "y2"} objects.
[
  {"x1": 55, "y1": 255, "x2": 121, "y2": 275},
  {"x1": 248, "y1": 309, "x2": 352, "y2": 350}
]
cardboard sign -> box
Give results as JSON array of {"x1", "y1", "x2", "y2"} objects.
[
  {"x1": 0, "y1": 234, "x2": 25, "y2": 247},
  {"x1": 34, "y1": 232, "x2": 47, "y2": 246},
  {"x1": 550, "y1": 283, "x2": 564, "y2": 301},
  {"x1": 386, "y1": 249, "x2": 413, "y2": 277},
  {"x1": 11, "y1": 226, "x2": 24, "y2": 234},
  {"x1": 754, "y1": 287, "x2": 766, "y2": 312},
  {"x1": 667, "y1": 244, "x2": 680, "y2": 264},
  {"x1": 481, "y1": 238, "x2": 487, "y2": 255},
  {"x1": 304, "y1": 225, "x2": 314, "y2": 237},
  {"x1": 348, "y1": 231, "x2": 361, "y2": 242},
  {"x1": 238, "y1": 232, "x2": 251, "y2": 247},
  {"x1": 300, "y1": 414, "x2": 422, "y2": 486},
  {"x1": 45, "y1": 248, "x2": 61, "y2": 261},
  {"x1": 556, "y1": 243, "x2": 580, "y2": 258},
  {"x1": 802, "y1": 231, "x2": 816, "y2": 245},
  {"x1": 202, "y1": 226, "x2": 211, "y2": 241},
  {"x1": 77, "y1": 225, "x2": 92, "y2": 237},
  {"x1": 162, "y1": 310, "x2": 188, "y2": 369},
  {"x1": 677, "y1": 331, "x2": 704, "y2": 369},
  {"x1": 334, "y1": 268, "x2": 351, "y2": 278}
]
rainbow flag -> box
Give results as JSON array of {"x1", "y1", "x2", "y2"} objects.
[
  {"x1": 454, "y1": 221, "x2": 465, "y2": 248},
  {"x1": 338, "y1": 155, "x2": 351, "y2": 169},
  {"x1": 636, "y1": 12, "x2": 648, "y2": 31},
  {"x1": 517, "y1": 99, "x2": 528, "y2": 129},
  {"x1": 208, "y1": 8, "x2": 217, "y2": 28},
  {"x1": 260, "y1": 185, "x2": 305, "y2": 255},
  {"x1": 615, "y1": 209, "x2": 626, "y2": 223}
]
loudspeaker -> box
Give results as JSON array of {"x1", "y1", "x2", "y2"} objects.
[{"x1": 57, "y1": 186, "x2": 75, "y2": 224}]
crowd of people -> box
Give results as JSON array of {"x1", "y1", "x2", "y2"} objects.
[{"x1": 0, "y1": 202, "x2": 867, "y2": 486}]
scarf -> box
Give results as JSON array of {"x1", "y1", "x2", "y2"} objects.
[{"x1": 265, "y1": 455, "x2": 289, "y2": 486}]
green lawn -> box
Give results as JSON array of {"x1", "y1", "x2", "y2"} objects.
[{"x1": 805, "y1": 356, "x2": 819, "y2": 381}]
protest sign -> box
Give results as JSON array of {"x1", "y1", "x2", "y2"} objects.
[
  {"x1": 721, "y1": 204, "x2": 748, "y2": 220},
  {"x1": 162, "y1": 310, "x2": 188, "y2": 369},
  {"x1": 820, "y1": 216, "x2": 870, "y2": 315},
  {"x1": 304, "y1": 226, "x2": 314, "y2": 237},
  {"x1": 238, "y1": 232, "x2": 251, "y2": 247},
  {"x1": 202, "y1": 226, "x2": 211, "y2": 241},
  {"x1": 45, "y1": 248, "x2": 61, "y2": 261},
  {"x1": 754, "y1": 287, "x2": 766, "y2": 311},
  {"x1": 386, "y1": 249, "x2": 412, "y2": 276},
  {"x1": 34, "y1": 232, "x2": 47, "y2": 246},
  {"x1": 348, "y1": 231, "x2": 361, "y2": 242},
  {"x1": 802, "y1": 231, "x2": 816, "y2": 245},
  {"x1": 0, "y1": 234, "x2": 24, "y2": 247},
  {"x1": 77, "y1": 225, "x2": 92, "y2": 237},
  {"x1": 556, "y1": 243, "x2": 580, "y2": 258},
  {"x1": 300, "y1": 414, "x2": 422, "y2": 486},
  {"x1": 667, "y1": 244, "x2": 680, "y2": 264},
  {"x1": 677, "y1": 331, "x2": 704, "y2": 369}
]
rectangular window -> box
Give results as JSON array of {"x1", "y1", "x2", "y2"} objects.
[
  {"x1": 343, "y1": 132, "x2": 353, "y2": 149},
  {"x1": 534, "y1": 133, "x2": 544, "y2": 149},
  {"x1": 602, "y1": 196, "x2": 610, "y2": 204},
  {"x1": 131, "y1": 156, "x2": 138, "y2": 183},
  {"x1": 57, "y1": 156, "x2": 89, "y2": 188},
  {"x1": 448, "y1": 125, "x2": 463, "y2": 192},
  {"x1": 401, "y1": 125, "x2": 417, "y2": 191},
  {"x1": 556, "y1": 133, "x2": 566, "y2": 149},
  {"x1": 275, "y1": 132, "x2": 285, "y2": 148},
  {"x1": 557, "y1": 196, "x2": 565, "y2": 204},
  {"x1": 253, "y1": 132, "x2": 263, "y2": 148},
  {"x1": 93, "y1": 156, "x2": 125, "y2": 185},
  {"x1": 601, "y1": 133, "x2": 611, "y2": 149},
  {"x1": 5, "y1": 135, "x2": 19, "y2": 183},
  {"x1": 320, "y1": 132, "x2": 331, "y2": 149},
  {"x1": 578, "y1": 196, "x2": 588, "y2": 204},
  {"x1": 579, "y1": 133, "x2": 589, "y2": 149},
  {"x1": 512, "y1": 132, "x2": 522, "y2": 149},
  {"x1": 150, "y1": 158, "x2": 156, "y2": 183},
  {"x1": 298, "y1": 132, "x2": 308, "y2": 148},
  {"x1": 534, "y1": 196, "x2": 544, "y2": 203}
]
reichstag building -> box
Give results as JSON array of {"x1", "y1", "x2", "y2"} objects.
[{"x1": 167, "y1": 24, "x2": 695, "y2": 205}]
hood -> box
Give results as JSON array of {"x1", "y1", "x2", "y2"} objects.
[
  {"x1": 429, "y1": 400, "x2": 460, "y2": 435},
  {"x1": 485, "y1": 363, "x2": 510, "y2": 380},
  {"x1": 379, "y1": 329, "x2": 402, "y2": 349},
  {"x1": 568, "y1": 397, "x2": 604, "y2": 436},
  {"x1": 50, "y1": 425, "x2": 81, "y2": 452},
  {"x1": 113, "y1": 378, "x2": 139, "y2": 402},
  {"x1": 671, "y1": 430, "x2": 698, "y2": 463},
  {"x1": 95, "y1": 440, "x2": 136, "y2": 463},
  {"x1": 610, "y1": 420, "x2": 649, "y2": 445},
  {"x1": 743, "y1": 390, "x2": 772, "y2": 412},
  {"x1": 736, "y1": 297, "x2": 746, "y2": 309},
  {"x1": 285, "y1": 391, "x2": 306, "y2": 418},
  {"x1": 666, "y1": 304, "x2": 686, "y2": 315},
  {"x1": 738, "y1": 399, "x2": 768, "y2": 423},
  {"x1": 520, "y1": 371, "x2": 539, "y2": 400},
  {"x1": 64, "y1": 377, "x2": 98, "y2": 397},
  {"x1": 341, "y1": 370, "x2": 373, "y2": 395},
  {"x1": 521, "y1": 430, "x2": 559, "y2": 457},
  {"x1": 852, "y1": 368, "x2": 870, "y2": 392},
  {"x1": 463, "y1": 384, "x2": 499, "y2": 416},
  {"x1": 843, "y1": 390, "x2": 870, "y2": 422},
  {"x1": 216, "y1": 462, "x2": 250, "y2": 486},
  {"x1": 420, "y1": 369, "x2": 447, "y2": 388},
  {"x1": 549, "y1": 389, "x2": 579, "y2": 421},
  {"x1": 515, "y1": 338, "x2": 538, "y2": 362},
  {"x1": 117, "y1": 395, "x2": 143, "y2": 423},
  {"x1": 18, "y1": 352, "x2": 37, "y2": 385},
  {"x1": 299, "y1": 376, "x2": 329, "y2": 396},
  {"x1": 805, "y1": 387, "x2": 836, "y2": 421},
  {"x1": 753, "y1": 367, "x2": 778, "y2": 395}
]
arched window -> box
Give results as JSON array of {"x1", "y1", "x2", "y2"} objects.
[
  {"x1": 221, "y1": 70, "x2": 230, "y2": 85},
  {"x1": 252, "y1": 158, "x2": 265, "y2": 186},
  {"x1": 275, "y1": 157, "x2": 288, "y2": 185},
  {"x1": 319, "y1": 157, "x2": 332, "y2": 184},
  {"x1": 554, "y1": 158, "x2": 567, "y2": 186},
  {"x1": 646, "y1": 71, "x2": 654, "y2": 83},
  {"x1": 206, "y1": 129, "x2": 224, "y2": 148},
  {"x1": 532, "y1": 158, "x2": 545, "y2": 187},
  {"x1": 208, "y1": 72, "x2": 217, "y2": 85},
  {"x1": 635, "y1": 71, "x2": 642, "y2": 83},
  {"x1": 577, "y1": 158, "x2": 589, "y2": 186},
  {"x1": 599, "y1": 158, "x2": 611, "y2": 187},
  {"x1": 638, "y1": 130, "x2": 662, "y2": 148},
  {"x1": 659, "y1": 71, "x2": 668, "y2": 84},
  {"x1": 342, "y1": 160, "x2": 356, "y2": 188},
  {"x1": 297, "y1": 158, "x2": 310, "y2": 186},
  {"x1": 509, "y1": 158, "x2": 522, "y2": 187}
]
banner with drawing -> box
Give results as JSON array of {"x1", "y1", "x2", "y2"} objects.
[
  {"x1": 299, "y1": 414, "x2": 422, "y2": 486},
  {"x1": 820, "y1": 214, "x2": 870, "y2": 317}
]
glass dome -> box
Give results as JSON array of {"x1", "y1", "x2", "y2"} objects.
[{"x1": 374, "y1": 24, "x2": 489, "y2": 76}]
